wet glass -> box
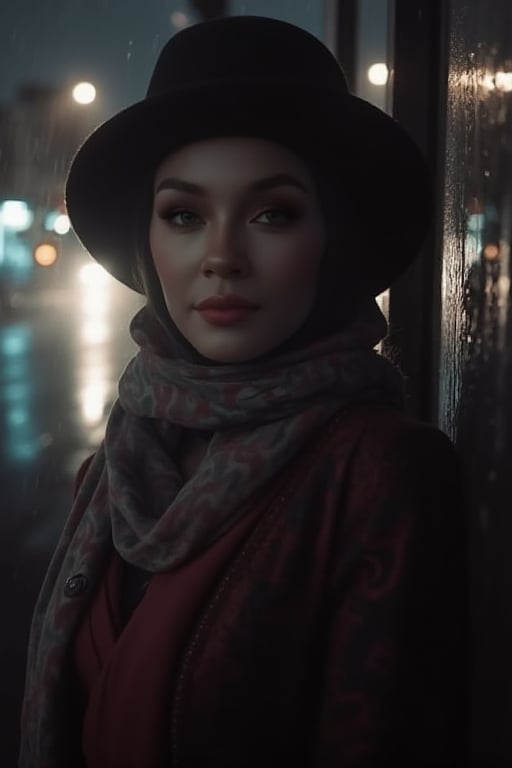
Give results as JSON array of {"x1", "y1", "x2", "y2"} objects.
[{"x1": 439, "y1": 0, "x2": 512, "y2": 762}]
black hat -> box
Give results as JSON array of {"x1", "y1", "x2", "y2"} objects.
[{"x1": 66, "y1": 15, "x2": 432, "y2": 295}]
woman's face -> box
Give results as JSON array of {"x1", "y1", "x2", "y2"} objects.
[{"x1": 149, "y1": 137, "x2": 326, "y2": 363}]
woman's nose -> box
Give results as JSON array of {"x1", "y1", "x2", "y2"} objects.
[{"x1": 201, "y1": 224, "x2": 250, "y2": 278}]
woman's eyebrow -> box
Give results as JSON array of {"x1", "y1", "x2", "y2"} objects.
[
  {"x1": 249, "y1": 173, "x2": 308, "y2": 193},
  {"x1": 154, "y1": 173, "x2": 308, "y2": 195},
  {"x1": 155, "y1": 177, "x2": 205, "y2": 195}
]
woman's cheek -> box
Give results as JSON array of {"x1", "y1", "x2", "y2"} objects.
[{"x1": 269, "y1": 244, "x2": 322, "y2": 285}]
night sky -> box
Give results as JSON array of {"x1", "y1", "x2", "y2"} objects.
[{"x1": 1, "y1": 0, "x2": 324, "y2": 119}]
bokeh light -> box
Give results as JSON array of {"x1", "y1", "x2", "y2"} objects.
[
  {"x1": 81, "y1": 381, "x2": 108, "y2": 425},
  {"x1": 170, "y1": 11, "x2": 189, "y2": 29},
  {"x1": 483, "y1": 243, "x2": 500, "y2": 261},
  {"x1": 53, "y1": 214, "x2": 71, "y2": 235},
  {"x1": 1, "y1": 200, "x2": 33, "y2": 231},
  {"x1": 81, "y1": 319, "x2": 109, "y2": 346},
  {"x1": 367, "y1": 63, "x2": 389, "y2": 86},
  {"x1": 78, "y1": 262, "x2": 110, "y2": 287},
  {"x1": 34, "y1": 243, "x2": 58, "y2": 267},
  {"x1": 495, "y1": 71, "x2": 512, "y2": 92},
  {"x1": 72, "y1": 81, "x2": 96, "y2": 105}
]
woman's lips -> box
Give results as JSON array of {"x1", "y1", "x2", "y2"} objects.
[
  {"x1": 196, "y1": 307, "x2": 258, "y2": 326},
  {"x1": 196, "y1": 294, "x2": 259, "y2": 310},
  {"x1": 195, "y1": 295, "x2": 259, "y2": 326}
]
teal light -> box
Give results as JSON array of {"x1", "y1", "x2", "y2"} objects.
[
  {"x1": 7, "y1": 406, "x2": 29, "y2": 427},
  {"x1": 0, "y1": 325, "x2": 30, "y2": 356},
  {"x1": 0, "y1": 323, "x2": 39, "y2": 463},
  {"x1": 44, "y1": 211, "x2": 59, "y2": 231},
  {"x1": 0, "y1": 200, "x2": 34, "y2": 232}
]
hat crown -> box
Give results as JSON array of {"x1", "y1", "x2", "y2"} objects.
[{"x1": 147, "y1": 16, "x2": 349, "y2": 97}]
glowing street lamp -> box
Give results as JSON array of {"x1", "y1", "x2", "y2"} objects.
[
  {"x1": 72, "y1": 82, "x2": 97, "y2": 105},
  {"x1": 367, "y1": 63, "x2": 389, "y2": 86}
]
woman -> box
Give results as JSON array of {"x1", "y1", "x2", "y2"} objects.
[{"x1": 19, "y1": 16, "x2": 468, "y2": 768}]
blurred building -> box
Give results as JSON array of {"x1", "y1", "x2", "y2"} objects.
[
  {"x1": 0, "y1": 82, "x2": 97, "y2": 209},
  {"x1": 0, "y1": 83, "x2": 99, "y2": 293}
]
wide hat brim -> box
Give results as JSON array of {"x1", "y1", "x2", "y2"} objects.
[{"x1": 66, "y1": 65, "x2": 432, "y2": 296}]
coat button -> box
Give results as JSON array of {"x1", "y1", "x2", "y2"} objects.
[{"x1": 64, "y1": 574, "x2": 89, "y2": 597}]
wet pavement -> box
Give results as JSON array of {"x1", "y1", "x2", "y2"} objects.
[{"x1": 0, "y1": 272, "x2": 143, "y2": 766}]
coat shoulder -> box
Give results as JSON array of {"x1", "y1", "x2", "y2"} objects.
[
  {"x1": 326, "y1": 402, "x2": 458, "y2": 472},
  {"x1": 315, "y1": 403, "x2": 464, "y2": 540}
]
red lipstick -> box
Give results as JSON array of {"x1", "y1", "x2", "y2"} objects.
[
  {"x1": 196, "y1": 295, "x2": 259, "y2": 310},
  {"x1": 195, "y1": 295, "x2": 259, "y2": 326}
]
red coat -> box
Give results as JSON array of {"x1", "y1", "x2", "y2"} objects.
[{"x1": 70, "y1": 403, "x2": 470, "y2": 766}]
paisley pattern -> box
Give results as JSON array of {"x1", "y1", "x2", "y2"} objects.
[{"x1": 19, "y1": 299, "x2": 405, "y2": 768}]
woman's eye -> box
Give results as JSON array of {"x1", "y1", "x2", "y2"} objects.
[
  {"x1": 163, "y1": 209, "x2": 202, "y2": 227},
  {"x1": 253, "y1": 208, "x2": 299, "y2": 226}
]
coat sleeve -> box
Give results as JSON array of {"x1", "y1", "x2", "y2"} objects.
[{"x1": 313, "y1": 424, "x2": 469, "y2": 767}]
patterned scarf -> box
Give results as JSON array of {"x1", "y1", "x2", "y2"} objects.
[{"x1": 20, "y1": 299, "x2": 404, "y2": 767}]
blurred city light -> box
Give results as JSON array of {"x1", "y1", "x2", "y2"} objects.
[
  {"x1": 483, "y1": 243, "x2": 500, "y2": 261},
  {"x1": 81, "y1": 381, "x2": 108, "y2": 425},
  {"x1": 0, "y1": 324, "x2": 38, "y2": 462},
  {"x1": 1, "y1": 325, "x2": 30, "y2": 356},
  {"x1": 44, "y1": 211, "x2": 59, "y2": 231},
  {"x1": 77, "y1": 260, "x2": 111, "y2": 425},
  {"x1": 79, "y1": 262, "x2": 110, "y2": 286},
  {"x1": 34, "y1": 243, "x2": 58, "y2": 267},
  {"x1": 479, "y1": 69, "x2": 512, "y2": 92},
  {"x1": 495, "y1": 71, "x2": 512, "y2": 92},
  {"x1": 0, "y1": 200, "x2": 34, "y2": 231},
  {"x1": 82, "y1": 289, "x2": 109, "y2": 316},
  {"x1": 481, "y1": 71, "x2": 495, "y2": 92},
  {"x1": 170, "y1": 11, "x2": 189, "y2": 28},
  {"x1": 45, "y1": 210, "x2": 71, "y2": 234},
  {"x1": 8, "y1": 406, "x2": 29, "y2": 427},
  {"x1": 72, "y1": 81, "x2": 97, "y2": 105},
  {"x1": 81, "y1": 319, "x2": 109, "y2": 346},
  {"x1": 79, "y1": 262, "x2": 111, "y2": 340},
  {"x1": 53, "y1": 214, "x2": 71, "y2": 235},
  {"x1": 367, "y1": 63, "x2": 389, "y2": 86}
]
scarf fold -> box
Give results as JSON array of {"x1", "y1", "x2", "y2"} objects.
[{"x1": 20, "y1": 299, "x2": 404, "y2": 768}]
